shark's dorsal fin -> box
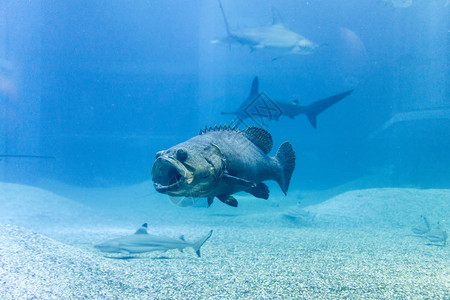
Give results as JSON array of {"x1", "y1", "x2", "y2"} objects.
[
  {"x1": 272, "y1": 6, "x2": 283, "y2": 25},
  {"x1": 243, "y1": 127, "x2": 273, "y2": 154},
  {"x1": 134, "y1": 223, "x2": 148, "y2": 235},
  {"x1": 249, "y1": 76, "x2": 259, "y2": 99},
  {"x1": 179, "y1": 235, "x2": 185, "y2": 241}
]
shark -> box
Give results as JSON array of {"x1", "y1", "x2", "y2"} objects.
[
  {"x1": 425, "y1": 222, "x2": 448, "y2": 247},
  {"x1": 213, "y1": 0, "x2": 319, "y2": 58},
  {"x1": 221, "y1": 76, "x2": 354, "y2": 128},
  {"x1": 95, "y1": 223, "x2": 213, "y2": 257}
]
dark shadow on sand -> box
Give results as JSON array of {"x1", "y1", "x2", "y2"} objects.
[
  {"x1": 104, "y1": 255, "x2": 141, "y2": 260},
  {"x1": 209, "y1": 214, "x2": 239, "y2": 217}
]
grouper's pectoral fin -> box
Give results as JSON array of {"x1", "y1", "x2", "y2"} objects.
[
  {"x1": 246, "y1": 182, "x2": 269, "y2": 200},
  {"x1": 223, "y1": 173, "x2": 270, "y2": 200},
  {"x1": 223, "y1": 173, "x2": 254, "y2": 187},
  {"x1": 217, "y1": 195, "x2": 238, "y2": 207}
]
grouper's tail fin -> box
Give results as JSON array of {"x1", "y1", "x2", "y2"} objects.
[
  {"x1": 275, "y1": 142, "x2": 296, "y2": 195},
  {"x1": 192, "y1": 230, "x2": 213, "y2": 257}
]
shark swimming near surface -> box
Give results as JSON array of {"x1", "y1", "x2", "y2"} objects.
[
  {"x1": 213, "y1": 0, "x2": 319, "y2": 59},
  {"x1": 95, "y1": 223, "x2": 213, "y2": 257},
  {"x1": 221, "y1": 77, "x2": 354, "y2": 128}
]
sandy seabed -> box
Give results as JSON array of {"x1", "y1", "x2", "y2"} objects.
[{"x1": 0, "y1": 182, "x2": 449, "y2": 299}]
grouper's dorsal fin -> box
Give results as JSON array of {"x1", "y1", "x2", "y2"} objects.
[
  {"x1": 199, "y1": 124, "x2": 239, "y2": 135},
  {"x1": 134, "y1": 223, "x2": 148, "y2": 235},
  {"x1": 243, "y1": 127, "x2": 273, "y2": 154}
]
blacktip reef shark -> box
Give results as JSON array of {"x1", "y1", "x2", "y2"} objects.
[
  {"x1": 425, "y1": 222, "x2": 448, "y2": 247},
  {"x1": 95, "y1": 223, "x2": 213, "y2": 257},
  {"x1": 222, "y1": 77, "x2": 354, "y2": 128},
  {"x1": 213, "y1": 0, "x2": 319, "y2": 59},
  {"x1": 412, "y1": 217, "x2": 448, "y2": 247}
]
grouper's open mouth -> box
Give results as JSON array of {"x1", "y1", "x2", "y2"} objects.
[{"x1": 152, "y1": 156, "x2": 194, "y2": 193}]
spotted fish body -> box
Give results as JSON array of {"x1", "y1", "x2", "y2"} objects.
[{"x1": 151, "y1": 126, "x2": 295, "y2": 207}]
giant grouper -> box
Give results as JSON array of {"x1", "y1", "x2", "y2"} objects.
[{"x1": 152, "y1": 126, "x2": 295, "y2": 207}]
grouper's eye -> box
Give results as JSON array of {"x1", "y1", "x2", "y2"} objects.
[
  {"x1": 176, "y1": 148, "x2": 188, "y2": 162},
  {"x1": 155, "y1": 151, "x2": 164, "y2": 159}
]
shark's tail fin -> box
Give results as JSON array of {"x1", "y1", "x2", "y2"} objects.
[
  {"x1": 218, "y1": 0, "x2": 232, "y2": 36},
  {"x1": 275, "y1": 142, "x2": 296, "y2": 195},
  {"x1": 305, "y1": 89, "x2": 354, "y2": 128},
  {"x1": 192, "y1": 230, "x2": 213, "y2": 257}
]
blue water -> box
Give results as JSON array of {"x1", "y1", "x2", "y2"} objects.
[
  {"x1": 1, "y1": 0, "x2": 449, "y2": 192},
  {"x1": 1, "y1": 2, "x2": 450, "y2": 298}
]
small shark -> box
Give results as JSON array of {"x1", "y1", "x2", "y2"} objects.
[
  {"x1": 95, "y1": 223, "x2": 213, "y2": 257},
  {"x1": 213, "y1": 0, "x2": 319, "y2": 58},
  {"x1": 411, "y1": 215, "x2": 431, "y2": 235},
  {"x1": 221, "y1": 77, "x2": 354, "y2": 128},
  {"x1": 425, "y1": 222, "x2": 448, "y2": 247}
]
